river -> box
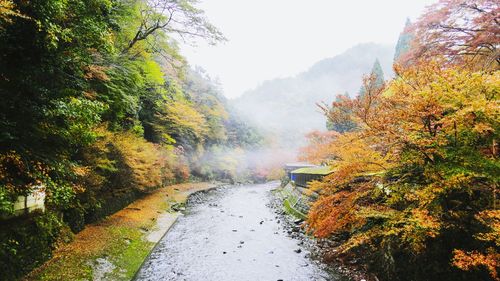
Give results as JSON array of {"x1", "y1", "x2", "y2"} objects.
[{"x1": 134, "y1": 182, "x2": 346, "y2": 281}]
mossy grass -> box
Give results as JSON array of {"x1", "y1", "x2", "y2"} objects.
[
  {"x1": 26, "y1": 182, "x2": 215, "y2": 281},
  {"x1": 283, "y1": 198, "x2": 307, "y2": 220}
]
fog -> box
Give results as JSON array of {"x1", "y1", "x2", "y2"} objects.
[
  {"x1": 181, "y1": 0, "x2": 435, "y2": 99},
  {"x1": 179, "y1": 0, "x2": 436, "y2": 167},
  {"x1": 232, "y1": 43, "x2": 394, "y2": 150},
  {"x1": 193, "y1": 43, "x2": 396, "y2": 174},
  {"x1": 195, "y1": 146, "x2": 296, "y2": 181}
]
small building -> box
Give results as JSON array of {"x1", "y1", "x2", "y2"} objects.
[
  {"x1": 290, "y1": 166, "x2": 333, "y2": 188},
  {"x1": 284, "y1": 162, "x2": 317, "y2": 179}
]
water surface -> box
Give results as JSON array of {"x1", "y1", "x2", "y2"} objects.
[{"x1": 135, "y1": 182, "x2": 344, "y2": 281}]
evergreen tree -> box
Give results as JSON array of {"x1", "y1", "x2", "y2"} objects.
[
  {"x1": 370, "y1": 58, "x2": 385, "y2": 88},
  {"x1": 358, "y1": 59, "x2": 385, "y2": 97},
  {"x1": 394, "y1": 18, "x2": 413, "y2": 64}
]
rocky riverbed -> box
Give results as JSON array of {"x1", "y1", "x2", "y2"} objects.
[
  {"x1": 269, "y1": 185, "x2": 370, "y2": 281},
  {"x1": 134, "y1": 182, "x2": 350, "y2": 281}
]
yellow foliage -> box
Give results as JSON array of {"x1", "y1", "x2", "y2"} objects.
[
  {"x1": 475, "y1": 210, "x2": 500, "y2": 247},
  {"x1": 159, "y1": 99, "x2": 208, "y2": 142},
  {"x1": 0, "y1": 0, "x2": 28, "y2": 28},
  {"x1": 266, "y1": 167, "x2": 285, "y2": 181},
  {"x1": 111, "y1": 132, "x2": 164, "y2": 191},
  {"x1": 306, "y1": 132, "x2": 391, "y2": 193},
  {"x1": 81, "y1": 127, "x2": 188, "y2": 193},
  {"x1": 303, "y1": 63, "x2": 499, "y2": 277}
]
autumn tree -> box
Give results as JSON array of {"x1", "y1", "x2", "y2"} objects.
[
  {"x1": 301, "y1": 4, "x2": 499, "y2": 279},
  {"x1": 299, "y1": 130, "x2": 339, "y2": 164},
  {"x1": 404, "y1": 0, "x2": 500, "y2": 69},
  {"x1": 358, "y1": 59, "x2": 385, "y2": 97},
  {"x1": 0, "y1": 1, "x2": 261, "y2": 279},
  {"x1": 305, "y1": 63, "x2": 499, "y2": 281},
  {"x1": 324, "y1": 93, "x2": 358, "y2": 133}
]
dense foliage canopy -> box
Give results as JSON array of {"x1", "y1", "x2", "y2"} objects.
[
  {"x1": 0, "y1": 0, "x2": 261, "y2": 278},
  {"x1": 302, "y1": 1, "x2": 499, "y2": 280}
]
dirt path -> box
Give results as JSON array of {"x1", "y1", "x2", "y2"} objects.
[{"x1": 26, "y1": 182, "x2": 218, "y2": 281}]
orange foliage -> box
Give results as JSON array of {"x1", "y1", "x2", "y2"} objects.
[
  {"x1": 302, "y1": 62, "x2": 499, "y2": 278},
  {"x1": 453, "y1": 249, "x2": 499, "y2": 280},
  {"x1": 403, "y1": 0, "x2": 500, "y2": 69},
  {"x1": 83, "y1": 65, "x2": 110, "y2": 81},
  {"x1": 0, "y1": 151, "x2": 50, "y2": 195},
  {"x1": 299, "y1": 130, "x2": 339, "y2": 164},
  {"x1": 308, "y1": 183, "x2": 370, "y2": 238}
]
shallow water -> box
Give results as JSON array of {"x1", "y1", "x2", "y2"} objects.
[{"x1": 135, "y1": 182, "x2": 344, "y2": 281}]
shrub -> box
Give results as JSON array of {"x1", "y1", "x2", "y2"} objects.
[{"x1": 0, "y1": 212, "x2": 65, "y2": 280}]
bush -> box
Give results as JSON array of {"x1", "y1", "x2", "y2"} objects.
[
  {"x1": 62, "y1": 203, "x2": 86, "y2": 233},
  {"x1": 0, "y1": 212, "x2": 65, "y2": 280}
]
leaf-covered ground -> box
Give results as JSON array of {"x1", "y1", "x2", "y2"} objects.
[{"x1": 25, "y1": 182, "x2": 216, "y2": 281}]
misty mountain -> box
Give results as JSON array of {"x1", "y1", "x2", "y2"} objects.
[{"x1": 231, "y1": 43, "x2": 394, "y2": 148}]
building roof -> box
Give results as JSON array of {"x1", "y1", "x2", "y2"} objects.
[{"x1": 291, "y1": 166, "x2": 334, "y2": 175}]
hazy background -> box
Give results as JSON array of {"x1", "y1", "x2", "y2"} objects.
[
  {"x1": 177, "y1": 0, "x2": 438, "y2": 154},
  {"x1": 180, "y1": 0, "x2": 436, "y2": 99},
  {"x1": 233, "y1": 43, "x2": 394, "y2": 148}
]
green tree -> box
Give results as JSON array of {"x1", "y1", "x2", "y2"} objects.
[
  {"x1": 394, "y1": 18, "x2": 413, "y2": 64},
  {"x1": 358, "y1": 58, "x2": 385, "y2": 97},
  {"x1": 122, "y1": 0, "x2": 225, "y2": 54}
]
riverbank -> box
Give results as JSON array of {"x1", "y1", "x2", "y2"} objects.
[
  {"x1": 25, "y1": 182, "x2": 218, "y2": 281},
  {"x1": 135, "y1": 182, "x2": 346, "y2": 281},
  {"x1": 270, "y1": 185, "x2": 371, "y2": 281}
]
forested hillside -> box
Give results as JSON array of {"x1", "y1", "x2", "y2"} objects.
[
  {"x1": 232, "y1": 43, "x2": 394, "y2": 148},
  {"x1": 1, "y1": 1, "x2": 498, "y2": 281},
  {"x1": 0, "y1": 1, "x2": 261, "y2": 279},
  {"x1": 301, "y1": 1, "x2": 499, "y2": 280}
]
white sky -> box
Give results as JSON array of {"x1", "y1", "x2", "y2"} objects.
[{"x1": 180, "y1": 0, "x2": 437, "y2": 99}]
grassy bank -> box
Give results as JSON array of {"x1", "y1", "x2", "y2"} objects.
[
  {"x1": 274, "y1": 184, "x2": 309, "y2": 221},
  {"x1": 25, "y1": 182, "x2": 217, "y2": 281}
]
